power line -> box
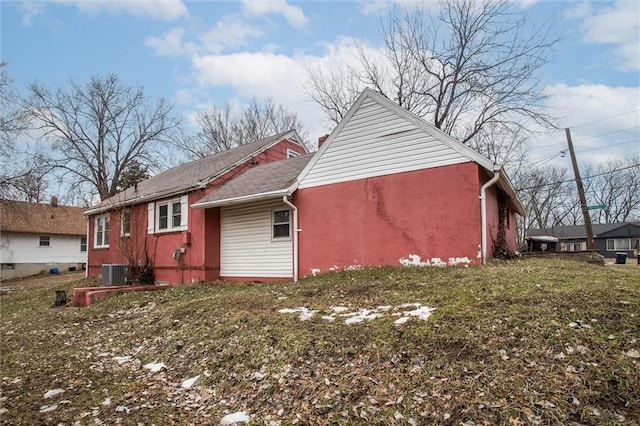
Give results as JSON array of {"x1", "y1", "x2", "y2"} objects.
[
  {"x1": 515, "y1": 163, "x2": 640, "y2": 192},
  {"x1": 567, "y1": 109, "x2": 640, "y2": 130},
  {"x1": 571, "y1": 125, "x2": 640, "y2": 143},
  {"x1": 575, "y1": 138, "x2": 640, "y2": 153}
]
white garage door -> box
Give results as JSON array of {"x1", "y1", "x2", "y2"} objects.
[{"x1": 220, "y1": 200, "x2": 293, "y2": 279}]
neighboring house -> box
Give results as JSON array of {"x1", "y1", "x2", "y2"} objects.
[
  {"x1": 0, "y1": 198, "x2": 87, "y2": 280},
  {"x1": 527, "y1": 222, "x2": 640, "y2": 258},
  {"x1": 192, "y1": 88, "x2": 524, "y2": 281},
  {"x1": 83, "y1": 130, "x2": 308, "y2": 284}
]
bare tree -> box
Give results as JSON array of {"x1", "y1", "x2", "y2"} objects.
[
  {"x1": 514, "y1": 165, "x2": 571, "y2": 229},
  {"x1": 0, "y1": 62, "x2": 52, "y2": 201},
  {"x1": 586, "y1": 157, "x2": 640, "y2": 223},
  {"x1": 306, "y1": 0, "x2": 560, "y2": 148},
  {"x1": 0, "y1": 62, "x2": 28, "y2": 151},
  {"x1": 179, "y1": 97, "x2": 309, "y2": 160},
  {"x1": 25, "y1": 74, "x2": 178, "y2": 202}
]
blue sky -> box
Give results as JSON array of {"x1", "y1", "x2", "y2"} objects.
[{"x1": 1, "y1": 0, "x2": 639, "y2": 168}]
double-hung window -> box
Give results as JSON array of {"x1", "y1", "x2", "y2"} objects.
[
  {"x1": 273, "y1": 209, "x2": 291, "y2": 239},
  {"x1": 94, "y1": 214, "x2": 110, "y2": 248},
  {"x1": 80, "y1": 236, "x2": 87, "y2": 252},
  {"x1": 148, "y1": 195, "x2": 188, "y2": 234}
]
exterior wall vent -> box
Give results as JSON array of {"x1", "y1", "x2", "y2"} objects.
[{"x1": 102, "y1": 264, "x2": 128, "y2": 286}]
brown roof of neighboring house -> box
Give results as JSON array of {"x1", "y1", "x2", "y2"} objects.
[
  {"x1": 0, "y1": 199, "x2": 86, "y2": 236},
  {"x1": 86, "y1": 130, "x2": 305, "y2": 215},
  {"x1": 193, "y1": 154, "x2": 313, "y2": 208}
]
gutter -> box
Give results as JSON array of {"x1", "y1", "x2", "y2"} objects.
[
  {"x1": 281, "y1": 195, "x2": 299, "y2": 283},
  {"x1": 480, "y1": 170, "x2": 501, "y2": 265}
]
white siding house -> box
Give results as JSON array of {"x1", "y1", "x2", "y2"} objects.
[{"x1": 0, "y1": 199, "x2": 87, "y2": 280}]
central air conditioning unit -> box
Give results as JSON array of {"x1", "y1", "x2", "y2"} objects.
[{"x1": 102, "y1": 264, "x2": 129, "y2": 286}]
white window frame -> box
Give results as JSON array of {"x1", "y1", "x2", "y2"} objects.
[
  {"x1": 565, "y1": 242, "x2": 581, "y2": 252},
  {"x1": 272, "y1": 208, "x2": 291, "y2": 240},
  {"x1": 80, "y1": 236, "x2": 87, "y2": 252},
  {"x1": 606, "y1": 238, "x2": 632, "y2": 251},
  {"x1": 94, "y1": 214, "x2": 110, "y2": 248},
  {"x1": 150, "y1": 195, "x2": 188, "y2": 234},
  {"x1": 39, "y1": 235, "x2": 50, "y2": 247},
  {"x1": 287, "y1": 148, "x2": 301, "y2": 158},
  {"x1": 121, "y1": 209, "x2": 131, "y2": 237}
]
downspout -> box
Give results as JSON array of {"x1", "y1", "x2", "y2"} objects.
[
  {"x1": 480, "y1": 170, "x2": 501, "y2": 265},
  {"x1": 282, "y1": 195, "x2": 299, "y2": 283},
  {"x1": 85, "y1": 219, "x2": 89, "y2": 278}
]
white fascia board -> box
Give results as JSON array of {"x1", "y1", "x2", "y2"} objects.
[{"x1": 191, "y1": 189, "x2": 289, "y2": 209}]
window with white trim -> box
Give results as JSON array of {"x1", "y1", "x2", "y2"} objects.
[
  {"x1": 80, "y1": 236, "x2": 87, "y2": 252},
  {"x1": 273, "y1": 209, "x2": 291, "y2": 239},
  {"x1": 565, "y1": 242, "x2": 582, "y2": 252},
  {"x1": 287, "y1": 148, "x2": 301, "y2": 158},
  {"x1": 606, "y1": 238, "x2": 637, "y2": 251},
  {"x1": 94, "y1": 214, "x2": 110, "y2": 248},
  {"x1": 121, "y1": 209, "x2": 131, "y2": 237},
  {"x1": 39, "y1": 235, "x2": 50, "y2": 247},
  {"x1": 148, "y1": 195, "x2": 188, "y2": 234}
]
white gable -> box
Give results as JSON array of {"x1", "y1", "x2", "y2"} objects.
[{"x1": 298, "y1": 94, "x2": 472, "y2": 189}]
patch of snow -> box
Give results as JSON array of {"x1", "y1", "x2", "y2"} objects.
[
  {"x1": 310, "y1": 268, "x2": 320, "y2": 276},
  {"x1": 44, "y1": 388, "x2": 64, "y2": 399},
  {"x1": 113, "y1": 355, "x2": 132, "y2": 365},
  {"x1": 39, "y1": 404, "x2": 57, "y2": 413},
  {"x1": 115, "y1": 405, "x2": 131, "y2": 414},
  {"x1": 278, "y1": 307, "x2": 317, "y2": 321},
  {"x1": 397, "y1": 303, "x2": 421, "y2": 309},
  {"x1": 394, "y1": 317, "x2": 411, "y2": 325},
  {"x1": 331, "y1": 306, "x2": 349, "y2": 313},
  {"x1": 399, "y1": 254, "x2": 429, "y2": 267},
  {"x1": 181, "y1": 375, "x2": 200, "y2": 389},
  {"x1": 402, "y1": 306, "x2": 435, "y2": 321},
  {"x1": 399, "y1": 254, "x2": 469, "y2": 267},
  {"x1": 322, "y1": 315, "x2": 336, "y2": 322},
  {"x1": 102, "y1": 397, "x2": 111, "y2": 406},
  {"x1": 345, "y1": 316, "x2": 364, "y2": 325},
  {"x1": 220, "y1": 411, "x2": 250, "y2": 425},
  {"x1": 448, "y1": 257, "x2": 471, "y2": 266},
  {"x1": 143, "y1": 361, "x2": 165, "y2": 372},
  {"x1": 377, "y1": 305, "x2": 393, "y2": 311}
]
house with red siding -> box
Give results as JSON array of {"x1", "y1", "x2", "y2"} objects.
[
  {"x1": 192, "y1": 89, "x2": 524, "y2": 281},
  {"x1": 84, "y1": 130, "x2": 308, "y2": 285}
]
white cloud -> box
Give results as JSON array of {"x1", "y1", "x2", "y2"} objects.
[
  {"x1": 145, "y1": 27, "x2": 195, "y2": 57},
  {"x1": 188, "y1": 37, "x2": 387, "y2": 142},
  {"x1": 573, "y1": 0, "x2": 640, "y2": 71},
  {"x1": 20, "y1": 1, "x2": 45, "y2": 26},
  {"x1": 53, "y1": 0, "x2": 188, "y2": 21},
  {"x1": 242, "y1": 0, "x2": 307, "y2": 29},
  {"x1": 199, "y1": 16, "x2": 263, "y2": 54}
]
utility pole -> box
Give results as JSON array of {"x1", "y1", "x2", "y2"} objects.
[{"x1": 565, "y1": 128, "x2": 595, "y2": 250}]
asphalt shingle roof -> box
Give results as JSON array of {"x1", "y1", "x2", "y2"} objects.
[
  {"x1": 89, "y1": 130, "x2": 300, "y2": 212},
  {"x1": 526, "y1": 222, "x2": 640, "y2": 239},
  {"x1": 1, "y1": 199, "x2": 86, "y2": 236},
  {"x1": 194, "y1": 154, "x2": 313, "y2": 207}
]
